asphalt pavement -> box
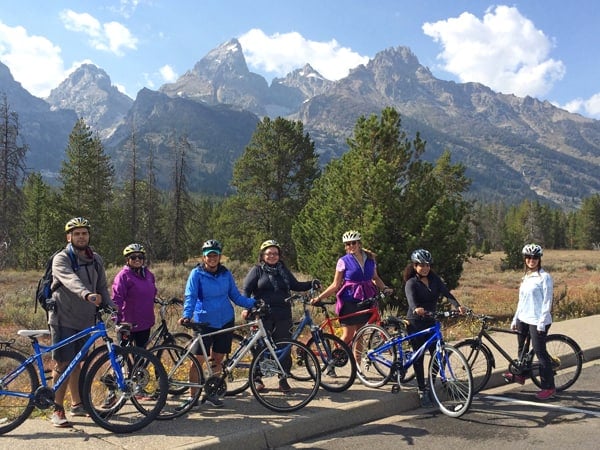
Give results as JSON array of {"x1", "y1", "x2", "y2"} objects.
[{"x1": 2, "y1": 314, "x2": 598, "y2": 450}]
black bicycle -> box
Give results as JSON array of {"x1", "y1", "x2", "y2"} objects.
[{"x1": 454, "y1": 312, "x2": 584, "y2": 394}]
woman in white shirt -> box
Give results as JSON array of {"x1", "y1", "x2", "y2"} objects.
[{"x1": 506, "y1": 243, "x2": 555, "y2": 400}]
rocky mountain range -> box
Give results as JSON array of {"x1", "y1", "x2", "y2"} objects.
[{"x1": 2, "y1": 38, "x2": 599, "y2": 208}]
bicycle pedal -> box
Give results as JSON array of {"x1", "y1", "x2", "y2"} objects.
[{"x1": 391, "y1": 384, "x2": 400, "y2": 394}]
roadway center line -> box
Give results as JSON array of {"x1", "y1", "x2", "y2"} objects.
[{"x1": 485, "y1": 395, "x2": 600, "y2": 418}]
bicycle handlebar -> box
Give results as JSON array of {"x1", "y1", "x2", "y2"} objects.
[{"x1": 154, "y1": 296, "x2": 183, "y2": 306}]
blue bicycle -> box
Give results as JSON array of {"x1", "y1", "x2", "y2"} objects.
[
  {"x1": 351, "y1": 311, "x2": 474, "y2": 418},
  {"x1": 0, "y1": 305, "x2": 168, "y2": 434}
]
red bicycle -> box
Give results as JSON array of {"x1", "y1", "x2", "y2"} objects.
[{"x1": 312, "y1": 292, "x2": 415, "y2": 383}]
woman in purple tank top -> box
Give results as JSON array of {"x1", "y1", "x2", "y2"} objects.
[{"x1": 311, "y1": 230, "x2": 393, "y2": 344}]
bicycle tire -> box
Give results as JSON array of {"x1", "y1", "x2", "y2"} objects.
[
  {"x1": 428, "y1": 344, "x2": 473, "y2": 418},
  {"x1": 82, "y1": 346, "x2": 168, "y2": 433},
  {"x1": 249, "y1": 339, "x2": 320, "y2": 412},
  {"x1": 305, "y1": 332, "x2": 356, "y2": 392},
  {"x1": 150, "y1": 344, "x2": 203, "y2": 420},
  {"x1": 530, "y1": 334, "x2": 583, "y2": 392},
  {"x1": 454, "y1": 339, "x2": 494, "y2": 394},
  {"x1": 163, "y1": 332, "x2": 193, "y2": 348},
  {"x1": 352, "y1": 324, "x2": 394, "y2": 388},
  {"x1": 225, "y1": 333, "x2": 252, "y2": 396},
  {"x1": 79, "y1": 344, "x2": 110, "y2": 400},
  {"x1": 0, "y1": 350, "x2": 38, "y2": 434}
]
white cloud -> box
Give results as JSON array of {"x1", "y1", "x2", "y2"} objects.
[
  {"x1": 0, "y1": 21, "x2": 67, "y2": 97},
  {"x1": 422, "y1": 5, "x2": 565, "y2": 98},
  {"x1": 562, "y1": 93, "x2": 600, "y2": 119},
  {"x1": 159, "y1": 64, "x2": 177, "y2": 82},
  {"x1": 238, "y1": 28, "x2": 369, "y2": 80},
  {"x1": 60, "y1": 9, "x2": 137, "y2": 56}
]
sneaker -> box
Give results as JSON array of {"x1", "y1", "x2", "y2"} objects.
[
  {"x1": 51, "y1": 409, "x2": 72, "y2": 428},
  {"x1": 535, "y1": 388, "x2": 556, "y2": 400},
  {"x1": 325, "y1": 367, "x2": 338, "y2": 378},
  {"x1": 203, "y1": 394, "x2": 224, "y2": 408},
  {"x1": 254, "y1": 377, "x2": 265, "y2": 392},
  {"x1": 134, "y1": 390, "x2": 157, "y2": 401},
  {"x1": 175, "y1": 396, "x2": 199, "y2": 412},
  {"x1": 69, "y1": 403, "x2": 87, "y2": 417},
  {"x1": 419, "y1": 389, "x2": 433, "y2": 408},
  {"x1": 102, "y1": 392, "x2": 117, "y2": 409},
  {"x1": 279, "y1": 378, "x2": 291, "y2": 393},
  {"x1": 503, "y1": 372, "x2": 526, "y2": 385}
]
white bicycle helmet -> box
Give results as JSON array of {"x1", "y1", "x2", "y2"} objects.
[
  {"x1": 342, "y1": 230, "x2": 361, "y2": 243},
  {"x1": 123, "y1": 243, "x2": 145, "y2": 257},
  {"x1": 522, "y1": 243, "x2": 543, "y2": 257}
]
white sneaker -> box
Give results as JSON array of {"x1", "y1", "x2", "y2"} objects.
[{"x1": 51, "y1": 409, "x2": 71, "y2": 427}]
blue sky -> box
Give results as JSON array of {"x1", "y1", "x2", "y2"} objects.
[{"x1": 1, "y1": 1, "x2": 599, "y2": 118}]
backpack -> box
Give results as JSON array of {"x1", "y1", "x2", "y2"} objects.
[{"x1": 34, "y1": 248, "x2": 88, "y2": 314}]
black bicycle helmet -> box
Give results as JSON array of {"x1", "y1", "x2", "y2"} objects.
[{"x1": 411, "y1": 249, "x2": 433, "y2": 265}]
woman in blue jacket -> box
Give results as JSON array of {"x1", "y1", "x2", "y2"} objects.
[{"x1": 178, "y1": 239, "x2": 256, "y2": 410}]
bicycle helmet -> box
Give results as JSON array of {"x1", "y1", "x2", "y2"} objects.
[
  {"x1": 411, "y1": 249, "x2": 433, "y2": 265},
  {"x1": 342, "y1": 230, "x2": 361, "y2": 243},
  {"x1": 202, "y1": 239, "x2": 222, "y2": 255},
  {"x1": 260, "y1": 239, "x2": 281, "y2": 252},
  {"x1": 123, "y1": 243, "x2": 145, "y2": 257},
  {"x1": 65, "y1": 217, "x2": 91, "y2": 233},
  {"x1": 522, "y1": 243, "x2": 543, "y2": 257}
]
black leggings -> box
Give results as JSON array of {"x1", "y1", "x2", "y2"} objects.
[
  {"x1": 516, "y1": 321, "x2": 555, "y2": 389},
  {"x1": 408, "y1": 319, "x2": 436, "y2": 391}
]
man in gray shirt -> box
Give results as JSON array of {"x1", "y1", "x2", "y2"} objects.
[{"x1": 48, "y1": 217, "x2": 112, "y2": 427}]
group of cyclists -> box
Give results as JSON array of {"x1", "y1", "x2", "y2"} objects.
[{"x1": 46, "y1": 216, "x2": 556, "y2": 427}]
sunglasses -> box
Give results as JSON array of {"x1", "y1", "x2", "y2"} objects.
[
  {"x1": 344, "y1": 241, "x2": 358, "y2": 246},
  {"x1": 264, "y1": 252, "x2": 280, "y2": 257},
  {"x1": 128, "y1": 254, "x2": 145, "y2": 261},
  {"x1": 525, "y1": 255, "x2": 540, "y2": 260}
]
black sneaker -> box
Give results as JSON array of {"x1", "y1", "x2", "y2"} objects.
[
  {"x1": 175, "y1": 397, "x2": 199, "y2": 412},
  {"x1": 203, "y1": 394, "x2": 224, "y2": 408},
  {"x1": 279, "y1": 378, "x2": 292, "y2": 393},
  {"x1": 419, "y1": 389, "x2": 433, "y2": 408}
]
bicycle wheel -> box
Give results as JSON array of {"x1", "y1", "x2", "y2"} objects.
[
  {"x1": 530, "y1": 334, "x2": 583, "y2": 392},
  {"x1": 225, "y1": 333, "x2": 252, "y2": 396},
  {"x1": 82, "y1": 346, "x2": 168, "y2": 433},
  {"x1": 78, "y1": 345, "x2": 109, "y2": 400},
  {"x1": 454, "y1": 339, "x2": 493, "y2": 394},
  {"x1": 428, "y1": 344, "x2": 473, "y2": 418},
  {"x1": 0, "y1": 350, "x2": 38, "y2": 434},
  {"x1": 352, "y1": 325, "x2": 394, "y2": 388},
  {"x1": 150, "y1": 345, "x2": 203, "y2": 420},
  {"x1": 249, "y1": 339, "x2": 320, "y2": 412},
  {"x1": 305, "y1": 332, "x2": 356, "y2": 392}
]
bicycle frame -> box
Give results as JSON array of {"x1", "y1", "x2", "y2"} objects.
[
  {"x1": 366, "y1": 321, "x2": 446, "y2": 375},
  {"x1": 174, "y1": 316, "x2": 285, "y2": 385},
  {"x1": 318, "y1": 294, "x2": 384, "y2": 335},
  {"x1": 2, "y1": 318, "x2": 125, "y2": 403},
  {"x1": 470, "y1": 318, "x2": 531, "y2": 368}
]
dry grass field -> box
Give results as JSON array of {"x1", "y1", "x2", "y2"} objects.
[{"x1": 1, "y1": 250, "x2": 599, "y2": 342}]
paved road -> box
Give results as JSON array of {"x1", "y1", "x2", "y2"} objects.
[{"x1": 286, "y1": 360, "x2": 600, "y2": 449}]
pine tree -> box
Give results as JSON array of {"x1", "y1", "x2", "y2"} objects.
[
  {"x1": 214, "y1": 117, "x2": 319, "y2": 265},
  {"x1": 293, "y1": 107, "x2": 471, "y2": 311},
  {"x1": 59, "y1": 118, "x2": 114, "y2": 253},
  {"x1": 0, "y1": 94, "x2": 28, "y2": 268}
]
